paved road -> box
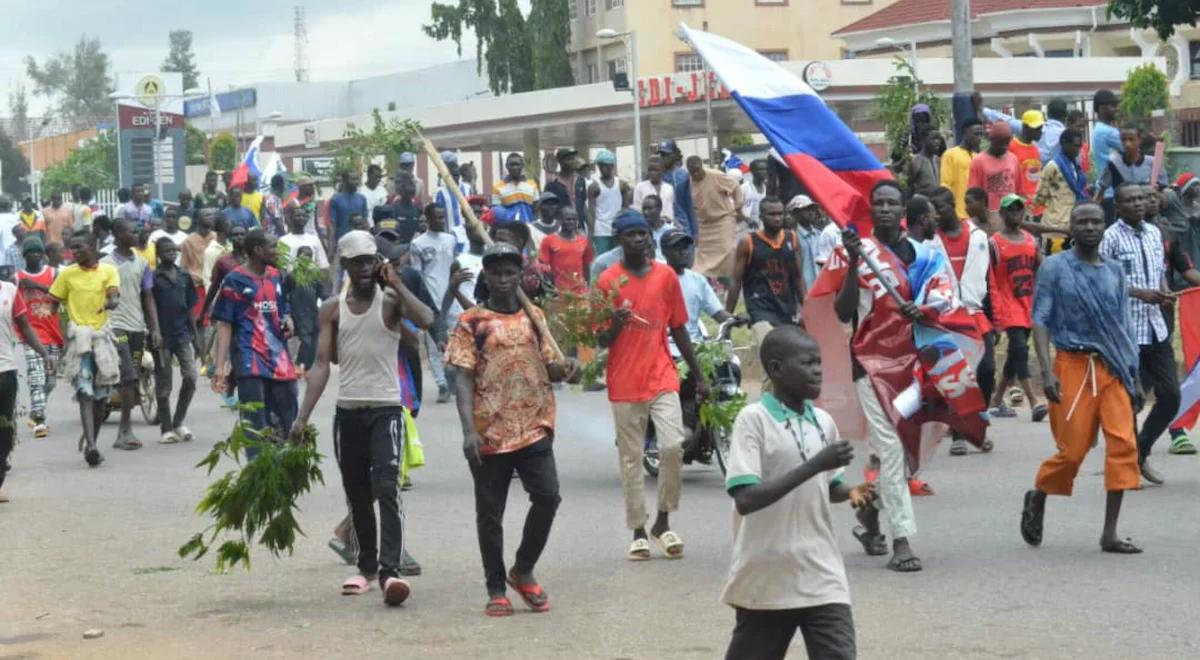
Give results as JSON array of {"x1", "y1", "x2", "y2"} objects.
[{"x1": 2, "y1": 374, "x2": 1199, "y2": 659}]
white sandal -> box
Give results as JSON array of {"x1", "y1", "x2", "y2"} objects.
[
  {"x1": 650, "y1": 530, "x2": 685, "y2": 559},
  {"x1": 627, "y1": 538, "x2": 651, "y2": 561}
]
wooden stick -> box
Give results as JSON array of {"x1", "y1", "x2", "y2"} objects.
[{"x1": 417, "y1": 133, "x2": 566, "y2": 362}]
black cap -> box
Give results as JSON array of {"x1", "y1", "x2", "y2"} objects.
[
  {"x1": 1093, "y1": 89, "x2": 1118, "y2": 107},
  {"x1": 482, "y1": 242, "x2": 523, "y2": 267},
  {"x1": 555, "y1": 147, "x2": 578, "y2": 161},
  {"x1": 659, "y1": 229, "x2": 693, "y2": 251},
  {"x1": 376, "y1": 235, "x2": 410, "y2": 262}
]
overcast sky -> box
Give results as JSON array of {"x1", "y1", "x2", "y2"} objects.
[{"x1": 0, "y1": 0, "x2": 524, "y2": 115}]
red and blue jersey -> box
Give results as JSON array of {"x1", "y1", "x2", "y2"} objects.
[{"x1": 212, "y1": 265, "x2": 297, "y2": 381}]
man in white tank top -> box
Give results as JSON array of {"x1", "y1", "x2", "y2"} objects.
[
  {"x1": 293, "y1": 231, "x2": 435, "y2": 607},
  {"x1": 587, "y1": 149, "x2": 632, "y2": 257}
]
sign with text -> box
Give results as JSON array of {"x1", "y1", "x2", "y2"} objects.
[
  {"x1": 637, "y1": 71, "x2": 730, "y2": 109},
  {"x1": 118, "y1": 103, "x2": 185, "y2": 130}
]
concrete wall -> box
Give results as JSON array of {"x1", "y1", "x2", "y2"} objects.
[{"x1": 19, "y1": 128, "x2": 99, "y2": 170}]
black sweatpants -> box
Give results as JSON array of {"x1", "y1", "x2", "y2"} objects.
[
  {"x1": 726, "y1": 603, "x2": 856, "y2": 660},
  {"x1": 0, "y1": 370, "x2": 18, "y2": 490},
  {"x1": 977, "y1": 331, "x2": 996, "y2": 404},
  {"x1": 469, "y1": 438, "x2": 561, "y2": 595},
  {"x1": 335, "y1": 406, "x2": 406, "y2": 586},
  {"x1": 1138, "y1": 338, "x2": 1181, "y2": 459},
  {"x1": 1001, "y1": 327, "x2": 1032, "y2": 380}
]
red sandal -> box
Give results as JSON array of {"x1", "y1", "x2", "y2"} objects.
[
  {"x1": 506, "y1": 572, "x2": 551, "y2": 612},
  {"x1": 485, "y1": 595, "x2": 514, "y2": 617}
]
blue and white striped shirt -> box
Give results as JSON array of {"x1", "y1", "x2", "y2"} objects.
[{"x1": 1100, "y1": 219, "x2": 1169, "y2": 345}]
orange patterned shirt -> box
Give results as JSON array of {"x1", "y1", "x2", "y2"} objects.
[{"x1": 445, "y1": 305, "x2": 557, "y2": 454}]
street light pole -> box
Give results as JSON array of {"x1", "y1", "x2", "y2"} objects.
[
  {"x1": 596, "y1": 28, "x2": 642, "y2": 180},
  {"x1": 950, "y1": 0, "x2": 976, "y2": 141},
  {"x1": 154, "y1": 104, "x2": 163, "y2": 202}
]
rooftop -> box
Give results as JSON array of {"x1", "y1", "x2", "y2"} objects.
[{"x1": 833, "y1": 0, "x2": 1104, "y2": 36}]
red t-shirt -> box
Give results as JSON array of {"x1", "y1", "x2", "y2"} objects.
[
  {"x1": 968, "y1": 151, "x2": 1019, "y2": 211},
  {"x1": 539, "y1": 233, "x2": 593, "y2": 294},
  {"x1": 16, "y1": 267, "x2": 62, "y2": 346},
  {"x1": 988, "y1": 230, "x2": 1038, "y2": 330},
  {"x1": 596, "y1": 261, "x2": 688, "y2": 403},
  {"x1": 1009, "y1": 138, "x2": 1043, "y2": 214},
  {"x1": 937, "y1": 225, "x2": 972, "y2": 280}
]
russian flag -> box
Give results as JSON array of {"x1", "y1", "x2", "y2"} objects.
[
  {"x1": 678, "y1": 24, "x2": 891, "y2": 232},
  {"x1": 228, "y1": 136, "x2": 265, "y2": 191},
  {"x1": 1173, "y1": 289, "x2": 1200, "y2": 429}
]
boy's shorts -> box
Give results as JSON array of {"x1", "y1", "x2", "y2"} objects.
[
  {"x1": 114, "y1": 330, "x2": 146, "y2": 386},
  {"x1": 73, "y1": 353, "x2": 113, "y2": 401}
]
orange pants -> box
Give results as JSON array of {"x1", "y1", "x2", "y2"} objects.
[{"x1": 1035, "y1": 351, "x2": 1140, "y2": 495}]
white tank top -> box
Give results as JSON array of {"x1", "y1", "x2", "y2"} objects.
[
  {"x1": 336, "y1": 288, "x2": 405, "y2": 407},
  {"x1": 594, "y1": 177, "x2": 623, "y2": 237}
]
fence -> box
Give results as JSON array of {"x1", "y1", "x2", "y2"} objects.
[{"x1": 62, "y1": 189, "x2": 123, "y2": 218}]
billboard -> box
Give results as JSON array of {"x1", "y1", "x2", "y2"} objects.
[{"x1": 114, "y1": 72, "x2": 186, "y2": 199}]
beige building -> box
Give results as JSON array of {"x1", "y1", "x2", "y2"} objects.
[{"x1": 568, "y1": 0, "x2": 901, "y2": 83}]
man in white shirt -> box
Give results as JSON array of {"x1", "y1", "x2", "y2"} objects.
[
  {"x1": 587, "y1": 149, "x2": 632, "y2": 256},
  {"x1": 279, "y1": 206, "x2": 331, "y2": 272},
  {"x1": 433, "y1": 151, "x2": 473, "y2": 250},
  {"x1": 740, "y1": 159, "x2": 768, "y2": 232},
  {"x1": 361, "y1": 164, "x2": 390, "y2": 221},
  {"x1": 410, "y1": 203, "x2": 459, "y2": 403},
  {"x1": 0, "y1": 196, "x2": 20, "y2": 280},
  {"x1": 633, "y1": 155, "x2": 675, "y2": 223},
  {"x1": 148, "y1": 208, "x2": 189, "y2": 264}
]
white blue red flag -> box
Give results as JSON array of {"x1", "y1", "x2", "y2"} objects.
[
  {"x1": 1173, "y1": 289, "x2": 1200, "y2": 429},
  {"x1": 678, "y1": 24, "x2": 892, "y2": 232},
  {"x1": 228, "y1": 136, "x2": 265, "y2": 191}
]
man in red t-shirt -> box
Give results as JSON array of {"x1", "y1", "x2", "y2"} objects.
[
  {"x1": 15, "y1": 238, "x2": 63, "y2": 438},
  {"x1": 596, "y1": 210, "x2": 707, "y2": 561},
  {"x1": 538, "y1": 207, "x2": 593, "y2": 295},
  {"x1": 1009, "y1": 110, "x2": 1045, "y2": 215},
  {"x1": 968, "y1": 122, "x2": 1020, "y2": 213},
  {"x1": 988, "y1": 194, "x2": 1045, "y2": 422}
]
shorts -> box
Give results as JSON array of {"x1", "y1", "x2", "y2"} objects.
[
  {"x1": 114, "y1": 330, "x2": 146, "y2": 386},
  {"x1": 73, "y1": 353, "x2": 113, "y2": 401}
]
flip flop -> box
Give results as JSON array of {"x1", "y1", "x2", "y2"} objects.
[
  {"x1": 1020, "y1": 490, "x2": 1044, "y2": 547},
  {"x1": 908, "y1": 479, "x2": 934, "y2": 496},
  {"x1": 650, "y1": 530, "x2": 684, "y2": 559},
  {"x1": 485, "y1": 595, "x2": 514, "y2": 617},
  {"x1": 1101, "y1": 538, "x2": 1143, "y2": 554},
  {"x1": 1031, "y1": 404, "x2": 1049, "y2": 423},
  {"x1": 341, "y1": 575, "x2": 371, "y2": 595},
  {"x1": 383, "y1": 577, "x2": 411, "y2": 606},
  {"x1": 506, "y1": 571, "x2": 550, "y2": 612},
  {"x1": 852, "y1": 526, "x2": 889, "y2": 556},
  {"x1": 887, "y1": 551, "x2": 923, "y2": 572},
  {"x1": 627, "y1": 538, "x2": 652, "y2": 561}
]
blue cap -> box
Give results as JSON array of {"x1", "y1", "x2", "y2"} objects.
[
  {"x1": 613, "y1": 209, "x2": 651, "y2": 235},
  {"x1": 595, "y1": 149, "x2": 616, "y2": 165},
  {"x1": 399, "y1": 152, "x2": 416, "y2": 165},
  {"x1": 440, "y1": 150, "x2": 458, "y2": 166},
  {"x1": 657, "y1": 139, "x2": 679, "y2": 154}
]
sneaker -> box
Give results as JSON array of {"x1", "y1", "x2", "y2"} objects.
[
  {"x1": 175, "y1": 426, "x2": 194, "y2": 442},
  {"x1": 84, "y1": 447, "x2": 104, "y2": 467},
  {"x1": 382, "y1": 577, "x2": 411, "y2": 606},
  {"x1": 1168, "y1": 431, "x2": 1197, "y2": 455},
  {"x1": 400, "y1": 549, "x2": 422, "y2": 576},
  {"x1": 436, "y1": 385, "x2": 450, "y2": 403},
  {"x1": 1031, "y1": 404, "x2": 1049, "y2": 423},
  {"x1": 1140, "y1": 460, "x2": 1165, "y2": 485},
  {"x1": 949, "y1": 438, "x2": 968, "y2": 456},
  {"x1": 157, "y1": 430, "x2": 182, "y2": 444},
  {"x1": 1006, "y1": 387, "x2": 1025, "y2": 407},
  {"x1": 989, "y1": 405, "x2": 1017, "y2": 418},
  {"x1": 33, "y1": 423, "x2": 48, "y2": 439}
]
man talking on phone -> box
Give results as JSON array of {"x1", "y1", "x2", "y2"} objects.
[{"x1": 293, "y1": 230, "x2": 435, "y2": 606}]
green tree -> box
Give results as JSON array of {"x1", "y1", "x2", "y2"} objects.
[
  {"x1": 332, "y1": 109, "x2": 423, "y2": 178},
  {"x1": 0, "y1": 128, "x2": 30, "y2": 197},
  {"x1": 425, "y1": 0, "x2": 573, "y2": 94},
  {"x1": 7, "y1": 84, "x2": 28, "y2": 143},
  {"x1": 161, "y1": 30, "x2": 201, "y2": 90},
  {"x1": 1108, "y1": 1, "x2": 1199, "y2": 40},
  {"x1": 529, "y1": 0, "x2": 574, "y2": 90},
  {"x1": 872, "y1": 57, "x2": 947, "y2": 177},
  {"x1": 40, "y1": 131, "x2": 118, "y2": 195},
  {"x1": 207, "y1": 132, "x2": 238, "y2": 171},
  {"x1": 25, "y1": 35, "x2": 115, "y2": 130},
  {"x1": 1119, "y1": 63, "x2": 1170, "y2": 122},
  {"x1": 185, "y1": 124, "x2": 208, "y2": 165}
]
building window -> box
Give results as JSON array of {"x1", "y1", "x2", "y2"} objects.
[
  {"x1": 606, "y1": 0, "x2": 623, "y2": 8},
  {"x1": 607, "y1": 57, "x2": 627, "y2": 81},
  {"x1": 586, "y1": 0, "x2": 597, "y2": 15},
  {"x1": 675, "y1": 53, "x2": 704, "y2": 72},
  {"x1": 587, "y1": 63, "x2": 599, "y2": 83},
  {"x1": 569, "y1": 0, "x2": 577, "y2": 20},
  {"x1": 672, "y1": 0, "x2": 704, "y2": 7},
  {"x1": 1190, "y1": 41, "x2": 1200, "y2": 79},
  {"x1": 759, "y1": 50, "x2": 789, "y2": 63}
]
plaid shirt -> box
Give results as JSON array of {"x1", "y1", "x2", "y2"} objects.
[{"x1": 1100, "y1": 219, "x2": 1169, "y2": 345}]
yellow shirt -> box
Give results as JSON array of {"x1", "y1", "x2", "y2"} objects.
[
  {"x1": 134, "y1": 244, "x2": 157, "y2": 269},
  {"x1": 48, "y1": 262, "x2": 120, "y2": 330},
  {"x1": 940, "y1": 146, "x2": 974, "y2": 218},
  {"x1": 242, "y1": 191, "x2": 264, "y2": 221}
]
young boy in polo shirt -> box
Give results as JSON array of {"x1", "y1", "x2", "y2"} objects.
[{"x1": 723, "y1": 326, "x2": 873, "y2": 660}]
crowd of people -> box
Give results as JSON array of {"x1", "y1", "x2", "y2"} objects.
[{"x1": 1, "y1": 84, "x2": 1198, "y2": 659}]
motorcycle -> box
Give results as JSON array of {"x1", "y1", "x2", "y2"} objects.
[{"x1": 643, "y1": 317, "x2": 747, "y2": 478}]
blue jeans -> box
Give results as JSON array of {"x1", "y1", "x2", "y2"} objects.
[{"x1": 237, "y1": 377, "x2": 298, "y2": 456}]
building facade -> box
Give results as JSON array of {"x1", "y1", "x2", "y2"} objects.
[{"x1": 568, "y1": 0, "x2": 901, "y2": 83}]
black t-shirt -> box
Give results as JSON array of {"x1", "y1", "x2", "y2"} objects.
[
  {"x1": 378, "y1": 201, "x2": 422, "y2": 244},
  {"x1": 152, "y1": 268, "x2": 198, "y2": 349}
]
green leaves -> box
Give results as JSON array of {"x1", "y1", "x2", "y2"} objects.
[
  {"x1": 179, "y1": 420, "x2": 324, "y2": 574},
  {"x1": 41, "y1": 131, "x2": 118, "y2": 195},
  {"x1": 872, "y1": 56, "x2": 948, "y2": 177},
  {"x1": 276, "y1": 242, "x2": 324, "y2": 290},
  {"x1": 1108, "y1": 0, "x2": 1200, "y2": 41},
  {"x1": 207, "y1": 132, "x2": 238, "y2": 172},
  {"x1": 332, "y1": 110, "x2": 422, "y2": 181},
  {"x1": 1119, "y1": 63, "x2": 1170, "y2": 124}
]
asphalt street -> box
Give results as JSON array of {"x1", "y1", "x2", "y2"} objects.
[{"x1": 2, "y1": 370, "x2": 1199, "y2": 659}]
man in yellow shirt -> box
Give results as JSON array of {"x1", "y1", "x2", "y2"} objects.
[
  {"x1": 241, "y1": 176, "x2": 265, "y2": 222},
  {"x1": 49, "y1": 229, "x2": 120, "y2": 468},
  {"x1": 940, "y1": 118, "x2": 983, "y2": 218}
]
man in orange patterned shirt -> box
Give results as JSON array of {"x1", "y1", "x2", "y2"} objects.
[{"x1": 446, "y1": 242, "x2": 577, "y2": 618}]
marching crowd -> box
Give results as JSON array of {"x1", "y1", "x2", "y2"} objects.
[{"x1": 1, "y1": 85, "x2": 1199, "y2": 659}]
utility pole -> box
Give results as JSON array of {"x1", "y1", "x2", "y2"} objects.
[
  {"x1": 950, "y1": 0, "x2": 975, "y2": 142},
  {"x1": 703, "y1": 20, "x2": 713, "y2": 162}
]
